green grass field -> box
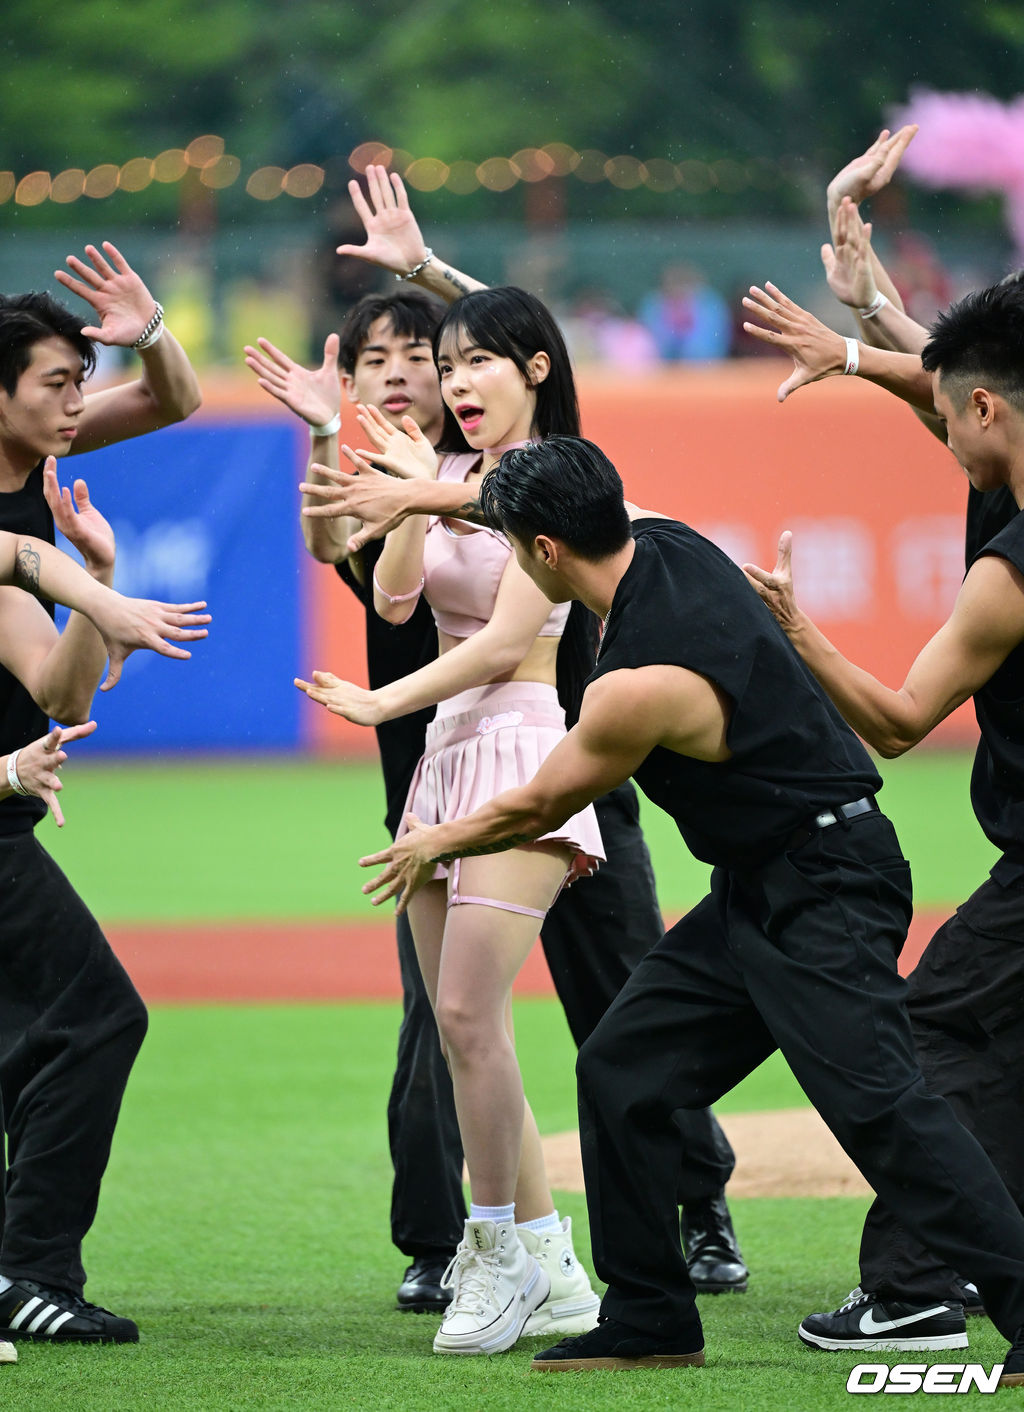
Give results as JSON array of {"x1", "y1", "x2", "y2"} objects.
[
  {"x1": 4, "y1": 1003, "x2": 1011, "y2": 1410},
  {"x1": 3, "y1": 749, "x2": 1009, "y2": 1408}
]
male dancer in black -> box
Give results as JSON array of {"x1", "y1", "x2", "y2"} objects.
[
  {"x1": 246, "y1": 286, "x2": 746, "y2": 1313},
  {"x1": 739, "y1": 272, "x2": 1024, "y2": 1353},
  {"x1": 360, "y1": 436, "x2": 1024, "y2": 1384},
  {"x1": 0, "y1": 251, "x2": 202, "y2": 1343}
]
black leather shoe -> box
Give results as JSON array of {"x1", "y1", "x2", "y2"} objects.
[
  {"x1": 395, "y1": 1256, "x2": 452, "y2": 1313},
  {"x1": 681, "y1": 1193, "x2": 748, "y2": 1293}
]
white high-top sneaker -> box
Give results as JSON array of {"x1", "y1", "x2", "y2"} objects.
[
  {"x1": 0, "y1": 1339, "x2": 15, "y2": 1364},
  {"x1": 518, "y1": 1216, "x2": 601, "y2": 1337},
  {"x1": 432, "y1": 1219, "x2": 549, "y2": 1355}
]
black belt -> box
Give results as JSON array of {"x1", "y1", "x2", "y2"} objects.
[{"x1": 786, "y1": 795, "x2": 878, "y2": 850}]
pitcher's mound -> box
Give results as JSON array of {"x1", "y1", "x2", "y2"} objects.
[{"x1": 541, "y1": 1108, "x2": 871, "y2": 1199}]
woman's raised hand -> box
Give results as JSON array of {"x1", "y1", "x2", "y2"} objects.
[{"x1": 350, "y1": 404, "x2": 439, "y2": 480}]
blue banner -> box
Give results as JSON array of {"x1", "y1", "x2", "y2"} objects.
[{"x1": 54, "y1": 418, "x2": 305, "y2": 751}]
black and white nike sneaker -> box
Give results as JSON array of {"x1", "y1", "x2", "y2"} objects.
[
  {"x1": 0, "y1": 1279, "x2": 138, "y2": 1343},
  {"x1": 799, "y1": 1289, "x2": 967, "y2": 1352}
]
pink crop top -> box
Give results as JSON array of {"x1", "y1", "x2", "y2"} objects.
[{"x1": 422, "y1": 453, "x2": 571, "y2": 639}]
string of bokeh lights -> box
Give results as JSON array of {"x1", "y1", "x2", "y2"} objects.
[{"x1": 0, "y1": 136, "x2": 778, "y2": 208}]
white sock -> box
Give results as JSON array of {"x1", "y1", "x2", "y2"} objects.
[
  {"x1": 0, "y1": 1277, "x2": 12, "y2": 1294},
  {"x1": 517, "y1": 1209, "x2": 562, "y2": 1234},
  {"x1": 469, "y1": 1202, "x2": 515, "y2": 1225}
]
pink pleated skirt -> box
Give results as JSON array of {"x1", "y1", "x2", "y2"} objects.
[{"x1": 399, "y1": 680, "x2": 605, "y2": 883}]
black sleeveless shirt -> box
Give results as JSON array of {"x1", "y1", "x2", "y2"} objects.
[
  {"x1": 587, "y1": 518, "x2": 881, "y2": 870},
  {"x1": 0, "y1": 462, "x2": 53, "y2": 833},
  {"x1": 968, "y1": 500, "x2": 1024, "y2": 872}
]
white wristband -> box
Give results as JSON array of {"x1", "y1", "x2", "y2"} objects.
[
  {"x1": 842, "y1": 338, "x2": 860, "y2": 376},
  {"x1": 858, "y1": 292, "x2": 889, "y2": 319},
  {"x1": 6, "y1": 749, "x2": 30, "y2": 797},
  {"x1": 309, "y1": 413, "x2": 342, "y2": 439}
]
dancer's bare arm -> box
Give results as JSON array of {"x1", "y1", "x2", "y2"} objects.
[
  {"x1": 742, "y1": 283, "x2": 934, "y2": 409},
  {"x1": 338, "y1": 165, "x2": 487, "y2": 303},
  {"x1": 744, "y1": 530, "x2": 1024, "y2": 756},
  {"x1": 57, "y1": 241, "x2": 201, "y2": 450}
]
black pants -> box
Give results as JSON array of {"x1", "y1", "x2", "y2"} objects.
[
  {"x1": 387, "y1": 784, "x2": 735, "y2": 1258},
  {"x1": 0, "y1": 832, "x2": 148, "y2": 1294},
  {"x1": 577, "y1": 812, "x2": 1024, "y2": 1342},
  {"x1": 859, "y1": 872, "x2": 1024, "y2": 1302}
]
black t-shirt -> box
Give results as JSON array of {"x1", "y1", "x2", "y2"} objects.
[
  {"x1": 0, "y1": 462, "x2": 53, "y2": 833},
  {"x1": 587, "y1": 518, "x2": 882, "y2": 870},
  {"x1": 337, "y1": 540, "x2": 438, "y2": 839},
  {"x1": 968, "y1": 502, "x2": 1024, "y2": 872},
  {"x1": 965, "y1": 484, "x2": 1018, "y2": 567}
]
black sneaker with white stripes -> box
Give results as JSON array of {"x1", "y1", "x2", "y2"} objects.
[
  {"x1": 0, "y1": 1279, "x2": 138, "y2": 1343},
  {"x1": 799, "y1": 1289, "x2": 966, "y2": 1352}
]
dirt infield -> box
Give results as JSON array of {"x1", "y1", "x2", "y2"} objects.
[
  {"x1": 107, "y1": 906, "x2": 949, "y2": 1005},
  {"x1": 540, "y1": 1107, "x2": 871, "y2": 1200}
]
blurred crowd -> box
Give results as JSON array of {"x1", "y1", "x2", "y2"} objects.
[{"x1": 87, "y1": 211, "x2": 960, "y2": 379}]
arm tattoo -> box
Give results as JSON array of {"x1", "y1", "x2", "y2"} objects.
[
  {"x1": 442, "y1": 268, "x2": 472, "y2": 296},
  {"x1": 14, "y1": 543, "x2": 41, "y2": 594},
  {"x1": 434, "y1": 834, "x2": 536, "y2": 864},
  {"x1": 449, "y1": 497, "x2": 489, "y2": 527}
]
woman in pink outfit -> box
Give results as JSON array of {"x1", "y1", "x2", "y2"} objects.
[{"x1": 296, "y1": 286, "x2": 603, "y2": 1355}]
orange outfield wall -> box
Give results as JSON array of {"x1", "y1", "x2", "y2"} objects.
[{"x1": 200, "y1": 361, "x2": 977, "y2": 754}]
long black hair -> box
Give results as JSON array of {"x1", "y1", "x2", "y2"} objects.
[
  {"x1": 433, "y1": 286, "x2": 580, "y2": 453},
  {"x1": 432, "y1": 286, "x2": 596, "y2": 719}
]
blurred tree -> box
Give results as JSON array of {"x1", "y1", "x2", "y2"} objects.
[{"x1": 3, "y1": 0, "x2": 1024, "y2": 223}]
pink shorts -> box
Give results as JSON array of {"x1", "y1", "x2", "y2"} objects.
[{"x1": 399, "y1": 681, "x2": 605, "y2": 891}]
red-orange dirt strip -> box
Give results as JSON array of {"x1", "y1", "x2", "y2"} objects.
[{"x1": 105, "y1": 908, "x2": 950, "y2": 1006}]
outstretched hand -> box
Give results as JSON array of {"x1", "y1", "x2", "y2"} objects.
[
  {"x1": 821, "y1": 197, "x2": 878, "y2": 310},
  {"x1": 359, "y1": 815, "x2": 442, "y2": 914},
  {"x1": 294, "y1": 670, "x2": 385, "y2": 726},
  {"x1": 300, "y1": 459, "x2": 414, "y2": 552},
  {"x1": 337, "y1": 165, "x2": 430, "y2": 276},
  {"x1": 244, "y1": 334, "x2": 341, "y2": 428},
  {"x1": 12, "y1": 721, "x2": 98, "y2": 828},
  {"x1": 352, "y1": 404, "x2": 438, "y2": 480},
  {"x1": 55, "y1": 241, "x2": 160, "y2": 347},
  {"x1": 741, "y1": 283, "x2": 847, "y2": 402},
  {"x1": 96, "y1": 596, "x2": 211, "y2": 690},
  {"x1": 827, "y1": 125, "x2": 918, "y2": 221},
  {"x1": 42, "y1": 460, "x2": 115, "y2": 576},
  {"x1": 742, "y1": 532, "x2": 801, "y2": 632}
]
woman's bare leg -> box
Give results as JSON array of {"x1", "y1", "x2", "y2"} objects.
[{"x1": 436, "y1": 845, "x2": 569, "y2": 1212}]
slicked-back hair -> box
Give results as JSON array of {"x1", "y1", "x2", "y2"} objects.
[
  {"x1": 922, "y1": 282, "x2": 1024, "y2": 413},
  {"x1": 480, "y1": 436, "x2": 632, "y2": 562},
  {"x1": 433, "y1": 287, "x2": 580, "y2": 454},
  {"x1": 0, "y1": 292, "x2": 96, "y2": 397},
  {"x1": 337, "y1": 288, "x2": 446, "y2": 376}
]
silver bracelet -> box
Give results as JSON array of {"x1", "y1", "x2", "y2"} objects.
[
  {"x1": 133, "y1": 302, "x2": 165, "y2": 350},
  {"x1": 5, "y1": 749, "x2": 30, "y2": 797},
  {"x1": 395, "y1": 249, "x2": 433, "y2": 282},
  {"x1": 309, "y1": 412, "x2": 342, "y2": 438}
]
